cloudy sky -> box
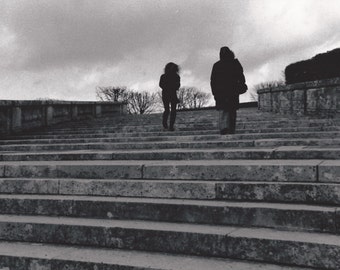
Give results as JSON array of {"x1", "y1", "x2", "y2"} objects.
[{"x1": 1, "y1": 0, "x2": 340, "y2": 103}]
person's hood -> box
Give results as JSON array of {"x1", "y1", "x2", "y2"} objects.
[{"x1": 220, "y1": 47, "x2": 234, "y2": 61}]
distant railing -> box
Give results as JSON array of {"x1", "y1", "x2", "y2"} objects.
[
  {"x1": 0, "y1": 100, "x2": 127, "y2": 137},
  {"x1": 258, "y1": 77, "x2": 340, "y2": 117}
]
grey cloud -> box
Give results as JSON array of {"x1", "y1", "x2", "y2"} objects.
[
  {"x1": 239, "y1": 0, "x2": 340, "y2": 74},
  {"x1": 5, "y1": 0, "x2": 243, "y2": 71}
]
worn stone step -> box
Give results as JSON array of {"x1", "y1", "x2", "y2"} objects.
[
  {"x1": 38, "y1": 111, "x2": 340, "y2": 125},
  {"x1": 35, "y1": 119, "x2": 338, "y2": 133},
  {"x1": 0, "y1": 140, "x2": 254, "y2": 152},
  {"x1": 0, "y1": 139, "x2": 255, "y2": 152},
  {"x1": 1, "y1": 147, "x2": 340, "y2": 161},
  {"x1": 14, "y1": 114, "x2": 340, "y2": 133},
  {"x1": 4, "y1": 129, "x2": 220, "y2": 140},
  {"x1": 46, "y1": 122, "x2": 218, "y2": 132},
  {"x1": 217, "y1": 180, "x2": 340, "y2": 205},
  {"x1": 1, "y1": 178, "x2": 340, "y2": 205},
  {"x1": 45, "y1": 110, "x2": 287, "y2": 127},
  {"x1": 46, "y1": 110, "x2": 337, "y2": 132},
  {"x1": 0, "y1": 215, "x2": 338, "y2": 269},
  {"x1": 25, "y1": 124, "x2": 217, "y2": 135},
  {"x1": 50, "y1": 114, "x2": 288, "y2": 127},
  {"x1": 1, "y1": 138, "x2": 340, "y2": 153},
  {"x1": 0, "y1": 135, "x2": 177, "y2": 146},
  {"x1": 0, "y1": 195, "x2": 337, "y2": 233},
  {"x1": 5, "y1": 129, "x2": 340, "y2": 142},
  {"x1": 1, "y1": 131, "x2": 339, "y2": 148},
  {"x1": 1, "y1": 159, "x2": 338, "y2": 182},
  {"x1": 0, "y1": 241, "x2": 313, "y2": 270},
  {"x1": 0, "y1": 134, "x2": 225, "y2": 146},
  {"x1": 14, "y1": 125, "x2": 340, "y2": 136},
  {"x1": 51, "y1": 118, "x2": 326, "y2": 131}
]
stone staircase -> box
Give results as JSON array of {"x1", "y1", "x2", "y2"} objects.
[{"x1": 0, "y1": 107, "x2": 339, "y2": 270}]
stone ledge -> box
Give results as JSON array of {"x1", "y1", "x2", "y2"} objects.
[
  {"x1": 258, "y1": 77, "x2": 339, "y2": 117},
  {"x1": 0, "y1": 100, "x2": 125, "y2": 107},
  {"x1": 258, "y1": 77, "x2": 340, "y2": 94}
]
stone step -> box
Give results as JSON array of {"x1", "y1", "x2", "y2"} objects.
[
  {"x1": 0, "y1": 195, "x2": 337, "y2": 233},
  {"x1": 2, "y1": 131, "x2": 339, "y2": 147},
  {"x1": 30, "y1": 124, "x2": 338, "y2": 137},
  {"x1": 53, "y1": 117, "x2": 324, "y2": 130},
  {"x1": 5, "y1": 129, "x2": 340, "y2": 141},
  {"x1": 37, "y1": 118, "x2": 339, "y2": 132},
  {"x1": 1, "y1": 178, "x2": 340, "y2": 205},
  {"x1": 1, "y1": 138, "x2": 339, "y2": 152},
  {"x1": 45, "y1": 110, "x2": 339, "y2": 127},
  {"x1": 1, "y1": 160, "x2": 338, "y2": 182},
  {"x1": 1, "y1": 147, "x2": 340, "y2": 161},
  {"x1": 0, "y1": 215, "x2": 338, "y2": 269},
  {"x1": 4, "y1": 129, "x2": 220, "y2": 140},
  {"x1": 0, "y1": 133, "x2": 227, "y2": 145},
  {"x1": 17, "y1": 125, "x2": 340, "y2": 136},
  {"x1": 0, "y1": 241, "x2": 313, "y2": 270},
  {"x1": 56, "y1": 114, "x2": 291, "y2": 127}
]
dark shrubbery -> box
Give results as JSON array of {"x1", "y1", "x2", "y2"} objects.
[{"x1": 285, "y1": 48, "x2": 340, "y2": 84}]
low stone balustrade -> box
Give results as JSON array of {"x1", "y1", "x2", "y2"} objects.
[
  {"x1": 0, "y1": 100, "x2": 127, "y2": 137},
  {"x1": 258, "y1": 77, "x2": 340, "y2": 117}
]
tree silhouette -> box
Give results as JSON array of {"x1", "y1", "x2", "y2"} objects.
[
  {"x1": 96, "y1": 86, "x2": 157, "y2": 114},
  {"x1": 177, "y1": 87, "x2": 211, "y2": 109},
  {"x1": 96, "y1": 86, "x2": 128, "y2": 102},
  {"x1": 127, "y1": 91, "x2": 158, "y2": 114}
]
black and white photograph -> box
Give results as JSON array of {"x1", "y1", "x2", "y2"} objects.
[{"x1": 0, "y1": 0, "x2": 339, "y2": 269}]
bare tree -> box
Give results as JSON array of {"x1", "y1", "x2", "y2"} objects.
[
  {"x1": 127, "y1": 91, "x2": 158, "y2": 114},
  {"x1": 96, "y1": 86, "x2": 128, "y2": 102},
  {"x1": 96, "y1": 86, "x2": 158, "y2": 114},
  {"x1": 177, "y1": 87, "x2": 211, "y2": 109}
]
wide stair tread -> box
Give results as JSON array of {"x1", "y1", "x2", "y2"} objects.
[
  {"x1": 0, "y1": 241, "x2": 314, "y2": 270},
  {"x1": 1, "y1": 178, "x2": 340, "y2": 205},
  {"x1": 0, "y1": 214, "x2": 339, "y2": 269},
  {"x1": 1, "y1": 146, "x2": 340, "y2": 160},
  {"x1": 0, "y1": 194, "x2": 337, "y2": 233}
]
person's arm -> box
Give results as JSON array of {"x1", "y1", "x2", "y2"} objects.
[
  {"x1": 235, "y1": 59, "x2": 246, "y2": 84},
  {"x1": 210, "y1": 64, "x2": 217, "y2": 96},
  {"x1": 159, "y1": 75, "x2": 165, "y2": 90},
  {"x1": 176, "y1": 74, "x2": 180, "y2": 90},
  {"x1": 234, "y1": 59, "x2": 247, "y2": 94}
]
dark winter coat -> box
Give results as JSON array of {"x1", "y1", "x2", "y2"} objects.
[
  {"x1": 159, "y1": 73, "x2": 180, "y2": 103},
  {"x1": 210, "y1": 58, "x2": 245, "y2": 111}
]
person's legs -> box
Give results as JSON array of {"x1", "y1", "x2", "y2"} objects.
[
  {"x1": 162, "y1": 99, "x2": 170, "y2": 129},
  {"x1": 169, "y1": 100, "x2": 177, "y2": 131},
  {"x1": 229, "y1": 109, "x2": 237, "y2": 134},
  {"x1": 219, "y1": 109, "x2": 229, "y2": 134}
]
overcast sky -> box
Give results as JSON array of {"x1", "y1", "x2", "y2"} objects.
[{"x1": 1, "y1": 0, "x2": 340, "y2": 103}]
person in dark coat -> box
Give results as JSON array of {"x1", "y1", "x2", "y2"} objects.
[
  {"x1": 210, "y1": 47, "x2": 247, "y2": 134},
  {"x1": 159, "y1": 62, "x2": 180, "y2": 131}
]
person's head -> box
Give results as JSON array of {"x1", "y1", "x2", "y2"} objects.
[
  {"x1": 219, "y1": 46, "x2": 235, "y2": 61},
  {"x1": 164, "y1": 62, "x2": 180, "y2": 74}
]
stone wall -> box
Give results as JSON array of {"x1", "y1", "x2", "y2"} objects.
[
  {"x1": 258, "y1": 77, "x2": 340, "y2": 117},
  {"x1": 0, "y1": 100, "x2": 127, "y2": 137}
]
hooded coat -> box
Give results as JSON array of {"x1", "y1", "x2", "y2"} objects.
[{"x1": 210, "y1": 48, "x2": 246, "y2": 111}]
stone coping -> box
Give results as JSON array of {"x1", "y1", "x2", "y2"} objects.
[
  {"x1": 258, "y1": 77, "x2": 340, "y2": 94},
  {"x1": 0, "y1": 100, "x2": 127, "y2": 107}
]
